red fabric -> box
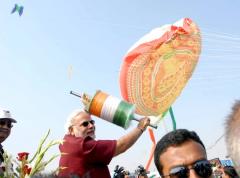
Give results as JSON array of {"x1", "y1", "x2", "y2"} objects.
[{"x1": 58, "y1": 135, "x2": 116, "y2": 178}]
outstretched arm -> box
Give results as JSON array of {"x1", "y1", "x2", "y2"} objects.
[{"x1": 114, "y1": 117, "x2": 150, "y2": 156}]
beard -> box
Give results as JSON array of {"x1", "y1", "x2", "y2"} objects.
[
  {"x1": 74, "y1": 129, "x2": 95, "y2": 139},
  {"x1": 89, "y1": 133, "x2": 96, "y2": 139}
]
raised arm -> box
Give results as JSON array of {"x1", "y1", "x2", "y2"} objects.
[{"x1": 114, "y1": 117, "x2": 150, "y2": 156}]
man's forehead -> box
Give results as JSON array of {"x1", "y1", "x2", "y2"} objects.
[
  {"x1": 75, "y1": 112, "x2": 91, "y2": 121},
  {"x1": 160, "y1": 141, "x2": 207, "y2": 170}
]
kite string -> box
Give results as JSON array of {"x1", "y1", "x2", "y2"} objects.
[
  {"x1": 207, "y1": 133, "x2": 225, "y2": 150},
  {"x1": 201, "y1": 28, "x2": 240, "y2": 41}
]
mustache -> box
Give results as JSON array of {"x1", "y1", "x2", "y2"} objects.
[
  {"x1": 88, "y1": 128, "x2": 95, "y2": 132},
  {"x1": 0, "y1": 128, "x2": 10, "y2": 133}
]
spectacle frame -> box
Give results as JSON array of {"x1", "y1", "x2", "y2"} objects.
[
  {"x1": 80, "y1": 120, "x2": 95, "y2": 127},
  {"x1": 163, "y1": 160, "x2": 212, "y2": 178},
  {"x1": 0, "y1": 120, "x2": 13, "y2": 128}
]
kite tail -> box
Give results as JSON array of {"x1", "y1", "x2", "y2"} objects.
[
  {"x1": 145, "y1": 109, "x2": 176, "y2": 171},
  {"x1": 145, "y1": 128, "x2": 156, "y2": 171},
  {"x1": 169, "y1": 106, "x2": 177, "y2": 130}
]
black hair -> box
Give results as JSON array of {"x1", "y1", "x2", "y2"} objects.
[
  {"x1": 223, "y1": 166, "x2": 239, "y2": 178},
  {"x1": 154, "y1": 129, "x2": 206, "y2": 176}
]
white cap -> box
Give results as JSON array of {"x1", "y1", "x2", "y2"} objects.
[{"x1": 0, "y1": 109, "x2": 17, "y2": 123}]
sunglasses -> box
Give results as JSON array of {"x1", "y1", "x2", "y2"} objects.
[
  {"x1": 164, "y1": 160, "x2": 212, "y2": 178},
  {"x1": 80, "y1": 120, "x2": 95, "y2": 127},
  {"x1": 0, "y1": 120, "x2": 13, "y2": 128}
]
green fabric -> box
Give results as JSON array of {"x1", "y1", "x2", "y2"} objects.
[
  {"x1": 169, "y1": 106, "x2": 177, "y2": 130},
  {"x1": 113, "y1": 101, "x2": 134, "y2": 128}
]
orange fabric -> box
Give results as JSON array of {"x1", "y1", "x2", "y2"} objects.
[
  {"x1": 89, "y1": 91, "x2": 108, "y2": 117},
  {"x1": 145, "y1": 128, "x2": 156, "y2": 171}
]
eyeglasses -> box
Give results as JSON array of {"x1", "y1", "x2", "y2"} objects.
[
  {"x1": 164, "y1": 160, "x2": 212, "y2": 178},
  {"x1": 80, "y1": 120, "x2": 95, "y2": 127},
  {"x1": 0, "y1": 120, "x2": 13, "y2": 128}
]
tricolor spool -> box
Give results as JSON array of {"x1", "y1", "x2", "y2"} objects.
[
  {"x1": 89, "y1": 91, "x2": 135, "y2": 129},
  {"x1": 70, "y1": 90, "x2": 157, "y2": 129}
]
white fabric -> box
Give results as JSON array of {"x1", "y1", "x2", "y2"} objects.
[{"x1": 0, "y1": 109, "x2": 17, "y2": 123}]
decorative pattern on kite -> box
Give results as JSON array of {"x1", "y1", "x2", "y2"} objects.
[{"x1": 120, "y1": 18, "x2": 201, "y2": 116}]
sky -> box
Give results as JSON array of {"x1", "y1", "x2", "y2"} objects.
[{"x1": 1, "y1": 0, "x2": 240, "y2": 175}]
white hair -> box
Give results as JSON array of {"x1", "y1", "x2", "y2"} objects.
[
  {"x1": 64, "y1": 109, "x2": 87, "y2": 134},
  {"x1": 225, "y1": 100, "x2": 240, "y2": 175}
]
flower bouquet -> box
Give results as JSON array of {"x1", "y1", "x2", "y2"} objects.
[{"x1": 0, "y1": 129, "x2": 62, "y2": 178}]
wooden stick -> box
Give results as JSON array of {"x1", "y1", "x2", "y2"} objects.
[{"x1": 132, "y1": 117, "x2": 158, "y2": 129}]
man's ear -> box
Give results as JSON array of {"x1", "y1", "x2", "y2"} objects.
[{"x1": 69, "y1": 126, "x2": 74, "y2": 135}]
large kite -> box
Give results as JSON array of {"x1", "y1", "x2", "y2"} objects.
[
  {"x1": 119, "y1": 17, "x2": 201, "y2": 170},
  {"x1": 120, "y1": 17, "x2": 201, "y2": 117}
]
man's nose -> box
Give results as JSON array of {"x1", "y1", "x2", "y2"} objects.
[
  {"x1": 88, "y1": 122, "x2": 94, "y2": 128},
  {"x1": 189, "y1": 169, "x2": 201, "y2": 178}
]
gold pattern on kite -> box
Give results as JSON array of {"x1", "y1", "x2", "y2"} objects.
[{"x1": 120, "y1": 18, "x2": 201, "y2": 116}]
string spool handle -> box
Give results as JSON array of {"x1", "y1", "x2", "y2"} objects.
[
  {"x1": 131, "y1": 117, "x2": 157, "y2": 129},
  {"x1": 70, "y1": 90, "x2": 82, "y2": 98}
]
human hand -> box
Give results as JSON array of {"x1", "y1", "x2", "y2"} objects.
[{"x1": 137, "y1": 117, "x2": 150, "y2": 132}]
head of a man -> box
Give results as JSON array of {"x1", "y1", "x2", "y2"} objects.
[
  {"x1": 225, "y1": 100, "x2": 240, "y2": 175},
  {"x1": 0, "y1": 109, "x2": 17, "y2": 143},
  {"x1": 154, "y1": 129, "x2": 212, "y2": 178},
  {"x1": 65, "y1": 109, "x2": 95, "y2": 139},
  {"x1": 221, "y1": 166, "x2": 239, "y2": 178}
]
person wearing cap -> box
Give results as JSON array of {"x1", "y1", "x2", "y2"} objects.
[{"x1": 0, "y1": 109, "x2": 17, "y2": 163}]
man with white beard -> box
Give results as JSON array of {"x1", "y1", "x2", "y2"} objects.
[{"x1": 58, "y1": 109, "x2": 150, "y2": 178}]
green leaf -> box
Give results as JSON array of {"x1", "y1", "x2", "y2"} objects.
[{"x1": 29, "y1": 129, "x2": 50, "y2": 163}]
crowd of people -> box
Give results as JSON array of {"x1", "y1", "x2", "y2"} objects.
[
  {"x1": 113, "y1": 165, "x2": 149, "y2": 178},
  {"x1": 0, "y1": 99, "x2": 240, "y2": 178}
]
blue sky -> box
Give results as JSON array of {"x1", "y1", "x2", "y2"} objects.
[{"x1": 1, "y1": 0, "x2": 240, "y2": 174}]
